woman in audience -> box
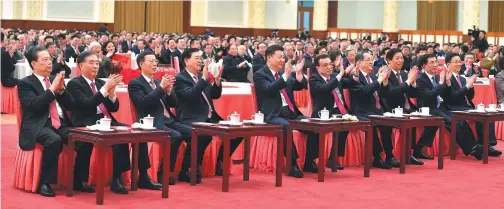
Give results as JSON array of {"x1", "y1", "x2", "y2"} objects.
[{"x1": 94, "y1": 41, "x2": 117, "y2": 78}]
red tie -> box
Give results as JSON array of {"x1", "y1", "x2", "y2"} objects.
[
  {"x1": 90, "y1": 82, "x2": 111, "y2": 118},
  {"x1": 274, "y1": 73, "x2": 295, "y2": 112},
  {"x1": 193, "y1": 76, "x2": 213, "y2": 118},
  {"x1": 328, "y1": 79, "x2": 347, "y2": 115},
  {"x1": 366, "y1": 74, "x2": 381, "y2": 110},
  {"x1": 150, "y1": 80, "x2": 171, "y2": 118},
  {"x1": 44, "y1": 78, "x2": 61, "y2": 129},
  {"x1": 396, "y1": 73, "x2": 411, "y2": 110}
]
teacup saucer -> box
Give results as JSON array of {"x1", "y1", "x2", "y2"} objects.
[
  {"x1": 97, "y1": 128, "x2": 115, "y2": 132},
  {"x1": 141, "y1": 127, "x2": 156, "y2": 130}
]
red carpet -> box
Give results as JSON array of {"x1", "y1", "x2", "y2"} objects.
[{"x1": 2, "y1": 124, "x2": 504, "y2": 209}]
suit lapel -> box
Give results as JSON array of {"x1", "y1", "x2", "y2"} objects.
[
  {"x1": 78, "y1": 76, "x2": 95, "y2": 97},
  {"x1": 30, "y1": 74, "x2": 45, "y2": 95},
  {"x1": 263, "y1": 66, "x2": 276, "y2": 83}
]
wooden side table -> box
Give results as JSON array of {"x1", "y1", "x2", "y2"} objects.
[
  {"x1": 190, "y1": 123, "x2": 284, "y2": 192},
  {"x1": 368, "y1": 115, "x2": 445, "y2": 174},
  {"x1": 287, "y1": 119, "x2": 373, "y2": 182},
  {"x1": 66, "y1": 127, "x2": 170, "y2": 205},
  {"x1": 450, "y1": 111, "x2": 504, "y2": 164}
]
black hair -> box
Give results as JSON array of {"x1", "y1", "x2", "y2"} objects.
[
  {"x1": 77, "y1": 51, "x2": 98, "y2": 66},
  {"x1": 315, "y1": 54, "x2": 330, "y2": 67},
  {"x1": 26, "y1": 46, "x2": 47, "y2": 69},
  {"x1": 386, "y1": 48, "x2": 402, "y2": 61},
  {"x1": 445, "y1": 52, "x2": 460, "y2": 63},
  {"x1": 136, "y1": 51, "x2": 155, "y2": 70},
  {"x1": 417, "y1": 54, "x2": 436, "y2": 68},
  {"x1": 265, "y1": 45, "x2": 284, "y2": 58}
]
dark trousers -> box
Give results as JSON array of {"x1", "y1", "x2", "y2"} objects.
[
  {"x1": 110, "y1": 121, "x2": 151, "y2": 177},
  {"x1": 355, "y1": 114, "x2": 393, "y2": 156},
  {"x1": 154, "y1": 117, "x2": 192, "y2": 174},
  {"x1": 270, "y1": 107, "x2": 319, "y2": 163}
]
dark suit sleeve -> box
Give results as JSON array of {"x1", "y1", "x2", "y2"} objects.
[
  {"x1": 67, "y1": 79, "x2": 109, "y2": 111},
  {"x1": 386, "y1": 78, "x2": 410, "y2": 97},
  {"x1": 162, "y1": 92, "x2": 178, "y2": 108},
  {"x1": 253, "y1": 70, "x2": 287, "y2": 94},
  {"x1": 63, "y1": 48, "x2": 73, "y2": 62},
  {"x1": 417, "y1": 77, "x2": 448, "y2": 99},
  {"x1": 223, "y1": 56, "x2": 239, "y2": 77},
  {"x1": 1, "y1": 50, "x2": 15, "y2": 75},
  {"x1": 252, "y1": 56, "x2": 263, "y2": 72},
  {"x1": 447, "y1": 77, "x2": 471, "y2": 100},
  {"x1": 210, "y1": 83, "x2": 222, "y2": 99},
  {"x1": 55, "y1": 90, "x2": 76, "y2": 111},
  {"x1": 128, "y1": 79, "x2": 167, "y2": 109},
  {"x1": 351, "y1": 79, "x2": 380, "y2": 96},
  {"x1": 174, "y1": 75, "x2": 210, "y2": 102},
  {"x1": 340, "y1": 77, "x2": 358, "y2": 89},
  {"x1": 406, "y1": 85, "x2": 418, "y2": 98},
  {"x1": 17, "y1": 79, "x2": 57, "y2": 112},
  {"x1": 309, "y1": 75, "x2": 339, "y2": 94},
  {"x1": 291, "y1": 72, "x2": 308, "y2": 91}
]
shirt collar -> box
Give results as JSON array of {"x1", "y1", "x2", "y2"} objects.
[
  {"x1": 82, "y1": 75, "x2": 95, "y2": 85},
  {"x1": 142, "y1": 73, "x2": 152, "y2": 83},
  {"x1": 269, "y1": 68, "x2": 279, "y2": 77},
  {"x1": 186, "y1": 70, "x2": 196, "y2": 79},
  {"x1": 425, "y1": 71, "x2": 435, "y2": 80},
  {"x1": 320, "y1": 74, "x2": 329, "y2": 81},
  {"x1": 33, "y1": 73, "x2": 46, "y2": 84},
  {"x1": 360, "y1": 70, "x2": 368, "y2": 77},
  {"x1": 392, "y1": 70, "x2": 400, "y2": 76}
]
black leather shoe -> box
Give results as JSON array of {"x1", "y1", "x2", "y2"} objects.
[
  {"x1": 138, "y1": 175, "x2": 162, "y2": 190},
  {"x1": 157, "y1": 172, "x2": 176, "y2": 185},
  {"x1": 302, "y1": 160, "x2": 319, "y2": 173},
  {"x1": 470, "y1": 144, "x2": 483, "y2": 160},
  {"x1": 74, "y1": 182, "x2": 96, "y2": 193},
  {"x1": 413, "y1": 149, "x2": 434, "y2": 160},
  {"x1": 178, "y1": 171, "x2": 201, "y2": 184},
  {"x1": 372, "y1": 157, "x2": 392, "y2": 169},
  {"x1": 386, "y1": 156, "x2": 400, "y2": 168},
  {"x1": 325, "y1": 159, "x2": 344, "y2": 170},
  {"x1": 215, "y1": 161, "x2": 223, "y2": 176},
  {"x1": 489, "y1": 146, "x2": 502, "y2": 157},
  {"x1": 290, "y1": 164, "x2": 304, "y2": 178},
  {"x1": 37, "y1": 184, "x2": 55, "y2": 197},
  {"x1": 410, "y1": 156, "x2": 424, "y2": 165},
  {"x1": 110, "y1": 177, "x2": 128, "y2": 194},
  {"x1": 196, "y1": 166, "x2": 202, "y2": 179}
]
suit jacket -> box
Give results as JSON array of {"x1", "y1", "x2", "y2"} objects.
[
  {"x1": 416, "y1": 72, "x2": 450, "y2": 109},
  {"x1": 495, "y1": 70, "x2": 504, "y2": 104},
  {"x1": 159, "y1": 49, "x2": 175, "y2": 65},
  {"x1": 380, "y1": 71, "x2": 418, "y2": 112},
  {"x1": 66, "y1": 76, "x2": 119, "y2": 127},
  {"x1": 120, "y1": 40, "x2": 133, "y2": 52},
  {"x1": 252, "y1": 65, "x2": 307, "y2": 122},
  {"x1": 128, "y1": 75, "x2": 177, "y2": 125},
  {"x1": 309, "y1": 72, "x2": 353, "y2": 118},
  {"x1": 51, "y1": 56, "x2": 72, "y2": 78},
  {"x1": 18, "y1": 74, "x2": 75, "y2": 150},
  {"x1": 252, "y1": 54, "x2": 266, "y2": 73},
  {"x1": 349, "y1": 71, "x2": 387, "y2": 115},
  {"x1": 460, "y1": 64, "x2": 483, "y2": 78},
  {"x1": 443, "y1": 75, "x2": 475, "y2": 110},
  {"x1": 202, "y1": 52, "x2": 213, "y2": 60},
  {"x1": 303, "y1": 53, "x2": 315, "y2": 75},
  {"x1": 222, "y1": 55, "x2": 250, "y2": 82},
  {"x1": 174, "y1": 69, "x2": 223, "y2": 124},
  {"x1": 64, "y1": 46, "x2": 81, "y2": 62},
  {"x1": 1, "y1": 48, "x2": 16, "y2": 83}
]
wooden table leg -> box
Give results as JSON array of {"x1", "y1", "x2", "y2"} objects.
[
  {"x1": 190, "y1": 130, "x2": 198, "y2": 186},
  {"x1": 66, "y1": 135, "x2": 75, "y2": 197},
  {"x1": 285, "y1": 126, "x2": 292, "y2": 176},
  {"x1": 95, "y1": 143, "x2": 105, "y2": 205},
  {"x1": 318, "y1": 131, "x2": 326, "y2": 182},
  {"x1": 450, "y1": 117, "x2": 457, "y2": 160},
  {"x1": 276, "y1": 131, "x2": 283, "y2": 187},
  {"x1": 243, "y1": 137, "x2": 250, "y2": 181},
  {"x1": 399, "y1": 127, "x2": 406, "y2": 174},
  {"x1": 483, "y1": 121, "x2": 489, "y2": 164},
  {"x1": 131, "y1": 142, "x2": 139, "y2": 191},
  {"x1": 364, "y1": 127, "x2": 372, "y2": 178},
  {"x1": 222, "y1": 137, "x2": 230, "y2": 192},
  {"x1": 162, "y1": 137, "x2": 170, "y2": 198},
  {"x1": 438, "y1": 124, "x2": 444, "y2": 169},
  {"x1": 405, "y1": 128, "x2": 411, "y2": 165},
  {"x1": 331, "y1": 132, "x2": 339, "y2": 172}
]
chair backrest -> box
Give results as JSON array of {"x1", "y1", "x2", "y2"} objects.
[
  {"x1": 173, "y1": 57, "x2": 180, "y2": 74},
  {"x1": 250, "y1": 84, "x2": 258, "y2": 113},
  {"x1": 129, "y1": 100, "x2": 138, "y2": 123},
  {"x1": 304, "y1": 68, "x2": 313, "y2": 116}
]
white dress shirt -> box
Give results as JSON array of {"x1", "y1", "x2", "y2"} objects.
[
  {"x1": 321, "y1": 74, "x2": 344, "y2": 108},
  {"x1": 33, "y1": 73, "x2": 64, "y2": 118},
  {"x1": 425, "y1": 72, "x2": 443, "y2": 103},
  {"x1": 82, "y1": 75, "x2": 117, "y2": 114}
]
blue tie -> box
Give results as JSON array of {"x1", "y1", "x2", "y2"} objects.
[{"x1": 432, "y1": 77, "x2": 441, "y2": 108}]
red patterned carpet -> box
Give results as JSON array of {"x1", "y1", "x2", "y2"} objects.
[{"x1": 2, "y1": 124, "x2": 504, "y2": 209}]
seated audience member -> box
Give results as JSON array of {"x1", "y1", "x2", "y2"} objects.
[
  {"x1": 1, "y1": 32, "x2": 19, "y2": 87},
  {"x1": 18, "y1": 47, "x2": 75, "y2": 197},
  {"x1": 252, "y1": 42, "x2": 267, "y2": 73},
  {"x1": 222, "y1": 45, "x2": 250, "y2": 82},
  {"x1": 64, "y1": 35, "x2": 82, "y2": 62},
  {"x1": 460, "y1": 53, "x2": 483, "y2": 78},
  {"x1": 97, "y1": 40, "x2": 121, "y2": 78},
  {"x1": 46, "y1": 42, "x2": 71, "y2": 78}
]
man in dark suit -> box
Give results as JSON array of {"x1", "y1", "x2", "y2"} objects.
[
  {"x1": 416, "y1": 53, "x2": 485, "y2": 160},
  {"x1": 174, "y1": 48, "x2": 243, "y2": 178},
  {"x1": 252, "y1": 42, "x2": 267, "y2": 73},
  {"x1": 379, "y1": 48, "x2": 428, "y2": 164},
  {"x1": 46, "y1": 42, "x2": 71, "y2": 78},
  {"x1": 443, "y1": 53, "x2": 501, "y2": 157},
  {"x1": 129, "y1": 51, "x2": 194, "y2": 184},
  {"x1": 172, "y1": 38, "x2": 186, "y2": 70},
  {"x1": 349, "y1": 51, "x2": 399, "y2": 169},
  {"x1": 67, "y1": 51, "x2": 161, "y2": 194},
  {"x1": 460, "y1": 53, "x2": 483, "y2": 78},
  {"x1": 202, "y1": 43, "x2": 214, "y2": 60},
  {"x1": 309, "y1": 54, "x2": 359, "y2": 170},
  {"x1": 303, "y1": 43, "x2": 315, "y2": 74},
  {"x1": 64, "y1": 35, "x2": 82, "y2": 62},
  {"x1": 133, "y1": 40, "x2": 148, "y2": 55},
  {"x1": 120, "y1": 33, "x2": 134, "y2": 53},
  {"x1": 159, "y1": 39, "x2": 177, "y2": 65},
  {"x1": 253, "y1": 45, "x2": 317, "y2": 178},
  {"x1": 222, "y1": 45, "x2": 249, "y2": 82},
  {"x1": 18, "y1": 47, "x2": 78, "y2": 197},
  {"x1": 1, "y1": 33, "x2": 19, "y2": 87}
]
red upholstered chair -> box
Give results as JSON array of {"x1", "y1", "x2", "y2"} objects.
[
  {"x1": 1, "y1": 85, "x2": 19, "y2": 114},
  {"x1": 13, "y1": 98, "x2": 70, "y2": 192}
]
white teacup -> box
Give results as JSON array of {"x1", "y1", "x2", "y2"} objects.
[
  {"x1": 251, "y1": 112, "x2": 264, "y2": 124},
  {"x1": 489, "y1": 75, "x2": 495, "y2": 79},
  {"x1": 500, "y1": 103, "x2": 504, "y2": 110},
  {"x1": 96, "y1": 117, "x2": 111, "y2": 130},
  {"x1": 227, "y1": 112, "x2": 240, "y2": 123},
  {"x1": 140, "y1": 116, "x2": 154, "y2": 128},
  {"x1": 477, "y1": 104, "x2": 485, "y2": 112},
  {"x1": 318, "y1": 108, "x2": 330, "y2": 120},
  {"x1": 419, "y1": 107, "x2": 430, "y2": 116},
  {"x1": 488, "y1": 104, "x2": 497, "y2": 110},
  {"x1": 392, "y1": 107, "x2": 403, "y2": 117}
]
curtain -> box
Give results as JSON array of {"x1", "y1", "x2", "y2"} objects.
[
  {"x1": 145, "y1": 1, "x2": 183, "y2": 34},
  {"x1": 417, "y1": 1, "x2": 457, "y2": 31},
  {"x1": 114, "y1": 1, "x2": 146, "y2": 33},
  {"x1": 488, "y1": 1, "x2": 504, "y2": 32}
]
